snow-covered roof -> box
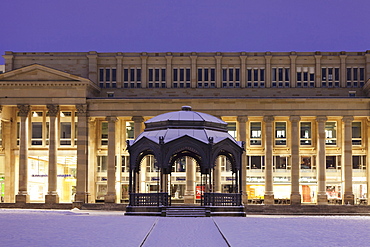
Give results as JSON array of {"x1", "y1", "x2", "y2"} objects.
[{"x1": 133, "y1": 106, "x2": 237, "y2": 145}]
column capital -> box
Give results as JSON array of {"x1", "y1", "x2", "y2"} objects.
[
  {"x1": 17, "y1": 104, "x2": 30, "y2": 117},
  {"x1": 316, "y1": 116, "x2": 327, "y2": 123},
  {"x1": 76, "y1": 104, "x2": 88, "y2": 116},
  {"x1": 131, "y1": 116, "x2": 144, "y2": 123},
  {"x1": 342, "y1": 116, "x2": 354, "y2": 123},
  {"x1": 190, "y1": 55, "x2": 197, "y2": 61},
  {"x1": 263, "y1": 115, "x2": 274, "y2": 123},
  {"x1": 165, "y1": 55, "x2": 173, "y2": 61},
  {"x1": 237, "y1": 116, "x2": 248, "y2": 123},
  {"x1": 106, "y1": 116, "x2": 118, "y2": 123},
  {"x1": 289, "y1": 115, "x2": 301, "y2": 122},
  {"x1": 47, "y1": 104, "x2": 59, "y2": 117}
]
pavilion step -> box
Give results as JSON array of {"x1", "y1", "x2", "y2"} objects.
[{"x1": 164, "y1": 207, "x2": 209, "y2": 217}]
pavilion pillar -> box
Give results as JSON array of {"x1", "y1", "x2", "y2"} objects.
[
  {"x1": 237, "y1": 116, "x2": 248, "y2": 204},
  {"x1": 214, "y1": 157, "x2": 222, "y2": 193},
  {"x1": 105, "y1": 117, "x2": 118, "y2": 203},
  {"x1": 75, "y1": 104, "x2": 89, "y2": 203},
  {"x1": 16, "y1": 104, "x2": 30, "y2": 203},
  {"x1": 290, "y1": 116, "x2": 301, "y2": 205},
  {"x1": 342, "y1": 116, "x2": 354, "y2": 204},
  {"x1": 316, "y1": 116, "x2": 328, "y2": 205},
  {"x1": 184, "y1": 157, "x2": 195, "y2": 204},
  {"x1": 45, "y1": 104, "x2": 59, "y2": 204},
  {"x1": 263, "y1": 115, "x2": 274, "y2": 204}
]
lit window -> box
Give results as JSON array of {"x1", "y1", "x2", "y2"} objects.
[
  {"x1": 325, "y1": 122, "x2": 336, "y2": 145},
  {"x1": 250, "y1": 122, "x2": 262, "y2": 145},
  {"x1": 275, "y1": 122, "x2": 286, "y2": 145},
  {"x1": 227, "y1": 122, "x2": 237, "y2": 139},
  {"x1": 300, "y1": 122, "x2": 312, "y2": 145},
  {"x1": 101, "y1": 122, "x2": 108, "y2": 146},
  {"x1": 352, "y1": 122, "x2": 361, "y2": 145}
]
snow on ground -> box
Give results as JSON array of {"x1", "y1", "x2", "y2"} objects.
[{"x1": 1, "y1": 209, "x2": 370, "y2": 247}]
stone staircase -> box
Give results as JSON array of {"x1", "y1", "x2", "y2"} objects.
[{"x1": 164, "y1": 207, "x2": 209, "y2": 217}]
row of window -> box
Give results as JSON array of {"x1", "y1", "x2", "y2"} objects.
[
  {"x1": 96, "y1": 154, "x2": 367, "y2": 173},
  {"x1": 99, "y1": 67, "x2": 366, "y2": 89}
]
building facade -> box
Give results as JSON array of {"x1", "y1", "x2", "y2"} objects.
[{"x1": 1, "y1": 51, "x2": 370, "y2": 205}]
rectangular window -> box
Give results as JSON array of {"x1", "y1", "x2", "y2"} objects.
[
  {"x1": 148, "y1": 69, "x2": 153, "y2": 81},
  {"x1": 275, "y1": 122, "x2": 286, "y2": 145},
  {"x1": 179, "y1": 69, "x2": 184, "y2": 81},
  {"x1": 360, "y1": 68, "x2": 365, "y2": 81},
  {"x1": 137, "y1": 69, "x2": 141, "y2": 81},
  {"x1": 112, "y1": 69, "x2": 116, "y2": 82},
  {"x1": 105, "y1": 69, "x2": 110, "y2": 82},
  {"x1": 124, "y1": 69, "x2": 129, "y2": 81},
  {"x1": 235, "y1": 68, "x2": 240, "y2": 81},
  {"x1": 352, "y1": 156, "x2": 366, "y2": 169},
  {"x1": 197, "y1": 68, "x2": 202, "y2": 81},
  {"x1": 227, "y1": 122, "x2": 237, "y2": 139},
  {"x1": 222, "y1": 69, "x2": 227, "y2": 81},
  {"x1": 322, "y1": 68, "x2": 326, "y2": 80},
  {"x1": 247, "y1": 69, "x2": 252, "y2": 81},
  {"x1": 278, "y1": 68, "x2": 283, "y2": 81},
  {"x1": 274, "y1": 156, "x2": 288, "y2": 170},
  {"x1": 174, "y1": 69, "x2": 178, "y2": 81},
  {"x1": 126, "y1": 121, "x2": 134, "y2": 139},
  {"x1": 155, "y1": 69, "x2": 160, "y2": 81},
  {"x1": 129, "y1": 69, "x2": 134, "y2": 81},
  {"x1": 260, "y1": 69, "x2": 265, "y2": 82},
  {"x1": 101, "y1": 122, "x2": 108, "y2": 146},
  {"x1": 31, "y1": 122, "x2": 43, "y2": 145},
  {"x1": 326, "y1": 156, "x2": 337, "y2": 169},
  {"x1": 60, "y1": 122, "x2": 72, "y2": 145},
  {"x1": 211, "y1": 69, "x2": 215, "y2": 81},
  {"x1": 347, "y1": 68, "x2": 352, "y2": 81},
  {"x1": 300, "y1": 122, "x2": 312, "y2": 145},
  {"x1": 301, "y1": 156, "x2": 313, "y2": 169},
  {"x1": 229, "y1": 68, "x2": 234, "y2": 81},
  {"x1": 334, "y1": 68, "x2": 339, "y2": 81},
  {"x1": 352, "y1": 122, "x2": 361, "y2": 145},
  {"x1": 186, "y1": 68, "x2": 190, "y2": 81},
  {"x1": 250, "y1": 122, "x2": 262, "y2": 145},
  {"x1": 204, "y1": 69, "x2": 209, "y2": 81},
  {"x1": 325, "y1": 122, "x2": 337, "y2": 145},
  {"x1": 97, "y1": 156, "x2": 107, "y2": 172},
  {"x1": 99, "y1": 69, "x2": 104, "y2": 82},
  {"x1": 121, "y1": 155, "x2": 129, "y2": 173},
  {"x1": 249, "y1": 156, "x2": 265, "y2": 170}
]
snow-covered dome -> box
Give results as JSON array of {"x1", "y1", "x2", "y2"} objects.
[{"x1": 133, "y1": 106, "x2": 236, "y2": 145}]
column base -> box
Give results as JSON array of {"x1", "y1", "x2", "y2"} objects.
[
  {"x1": 45, "y1": 194, "x2": 59, "y2": 204},
  {"x1": 290, "y1": 193, "x2": 301, "y2": 205},
  {"x1": 343, "y1": 193, "x2": 355, "y2": 205},
  {"x1": 16, "y1": 194, "x2": 30, "y2": 203},
  {"x1": 317, "y1": 193, "x2": 328, "y2": 205},
  {"x1": 183, "y1": 194, "x2": 195, "y2": 204},
  {"x1": 242, "y1": 192, "x2": 248, "y2": 205},
  {"x1": 264, "y1": 194, "x2": 274, "y2": 205},
  {"x1": 104, "y1": 193, "x2": 116, "y2": 203},
  {"x1": 75, "y1": 192, "x2": 88, "y2": 203}
]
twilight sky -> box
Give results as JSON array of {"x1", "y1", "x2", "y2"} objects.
[{"x1": 1, "y1": 0, "x2": 369, "y2": 64}]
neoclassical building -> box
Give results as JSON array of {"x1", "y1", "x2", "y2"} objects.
[{"x1": 0, "y1": 50, "x2": 370, "y2": 206}]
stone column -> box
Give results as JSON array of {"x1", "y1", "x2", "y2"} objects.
[
  {"x1": 166, "y1": 54, "x2": 172, "y2": 88},
  {"x1": 342, "y1": 116, "x2": 354, "y2": 204},
  {"x1": 87, "y1": 51, "x2": 98, "y2": 83},
  {"x1": 237, "y1": 116, "x2": 248, "y2": 204},
  {"x1": 366, "y1": 118, "x2": 370, "y2": 205},
  {"x1": 315, "y1": 54, "x2": 322, "y2": 88},
  {"x1": 263, "y1": 115, "x2": 274, "y2": 204},
  {"x1": 215, "y1": 54, "x2": 222, "y2": 88},
  {"x1": 290, "y1": 116, "x2": 301, "y2": 205},
  {"x1": 265, "y1": 53, "x2": 272, "y2": 88},
  {"x1": 2, "y1": 106, "x2": 15, "y2": 202},
  {"x1": 87, "y1": 118, "x2": 97, "y2": 203},
  {"x1": 132, "y1": 116, "x2": 144, "y2": 138},
  {"x1": 340, "y1": 54, "x2": 347, "y2": 88},
  {"x1": 214, "y1": 157, "x2": 222, "y2": 193},
  {"x1": 184, "y1": 157, "x2": 195, "y2": 204},
  {"x1": 16, "y1": 104, "x2": 30, "y2": 203},
  {"x1": 141, "y1": 54, "x2": 148, "y2": 88},
  {"x1": 240, "y1": 54, "x2": 247, "y2": 88},
  {"x1": 45, "y1": 104, "x2": 59, "y2": 204},
  {"x1": 316, "y1": 116, "x2": 328, "y2": 205},
  {"x1": 290, "y1": 53, "x2": 297, "y2": 88},
  {"x1": 190, "y1": 55, "x2": 197, "y2": 88},
  {"x1": 75, "y1": 104, "x2": 89, "y2": 203},
  {"x1": 105, "y1": 117, "x2": 118, "y2": 203}
]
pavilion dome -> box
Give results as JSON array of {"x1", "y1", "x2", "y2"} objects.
[{"x1": 133, "y1": 106, "x2": 238, "y2": 145}]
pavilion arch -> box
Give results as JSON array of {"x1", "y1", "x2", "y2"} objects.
[{"x1": 126, "y1": 106, "x2": 245, "y2": 207}]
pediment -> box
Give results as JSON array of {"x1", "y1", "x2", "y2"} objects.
[{"x1": 0, "y1": 64, "x2": 88, "y2": 82}]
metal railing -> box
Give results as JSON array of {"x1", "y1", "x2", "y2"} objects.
[
  {"x1": 203, "y1": 193, "x2": 242, "y2": 206},
  {"x1": 129, "y1": 192, "x2": 170, "y2": 206}
]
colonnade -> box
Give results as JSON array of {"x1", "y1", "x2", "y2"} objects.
[{"x1": 4, "y1": 104, "x2": 359, "y2": 205}]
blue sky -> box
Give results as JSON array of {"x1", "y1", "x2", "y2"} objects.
[{"x1": 1, "y1": 0, "x2": 369, "y2": 64}]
